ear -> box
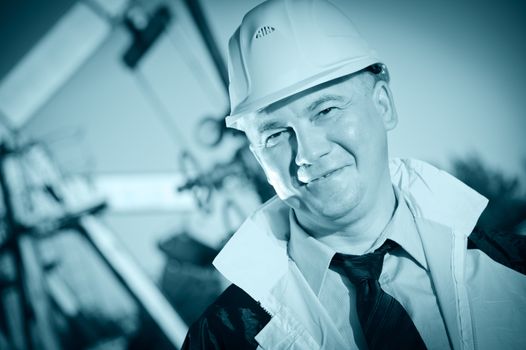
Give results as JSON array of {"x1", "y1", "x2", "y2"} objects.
[{"x1": 372, "y1": 80, "x2": 398, "y2": 131}]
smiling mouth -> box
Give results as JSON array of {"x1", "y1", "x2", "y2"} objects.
[{"x1": 302, "y1": 166, "x2": 348, "y2": 186}]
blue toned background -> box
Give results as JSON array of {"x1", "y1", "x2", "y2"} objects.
[{"x1": 0, "y1": 0, "x2": 524, "y2": 348}]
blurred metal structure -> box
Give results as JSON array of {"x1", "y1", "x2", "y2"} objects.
[
  {"x1": 0, "y1": 0, "x2": 267, "y2": 347},
  {"x1": 0, "y1": 129, "x2": 188, "y2": 349},
  {"x1": 182, "y1": 0, "x2": 229, "y2": 90},
  {"x1": 79, "y1": 216, "x2": 188, "y2": 348},
  {"x1": 0, "y1": 2, "x2": 111, "y2": 129},
  {"x1": 122, "y1": 4, "x2": 172, "y2": 69}
]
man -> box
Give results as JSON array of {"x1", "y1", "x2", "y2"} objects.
[{"x1": 183, "y1": 0, "x2": 526, "y2": 349}]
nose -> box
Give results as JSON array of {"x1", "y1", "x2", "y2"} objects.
[{"x1": 294, "y1": 124, "x2": 331, "y2": 167}]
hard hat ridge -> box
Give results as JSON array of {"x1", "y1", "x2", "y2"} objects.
[{"x1": 226, "y1": 0, "x2": 382, "y2": 129}]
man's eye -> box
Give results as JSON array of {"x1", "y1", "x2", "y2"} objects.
[
  {"x1": 264, "y1": 130, "x2": 290, "y2": 148},
  {"x1": 318, "y1": 107, "x2": 336, "y2": 116}
]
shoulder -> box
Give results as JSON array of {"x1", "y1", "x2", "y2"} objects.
[{"x1": 182, "y1": 284, "x2": 271, "y2": 349}]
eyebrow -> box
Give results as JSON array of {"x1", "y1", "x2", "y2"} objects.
[
  {"x1": 257, "y1": 120, "x2": 285, "y2": 134},
  {"x1": 306, "y1": 94, "x2": 346, "y2": 112}
]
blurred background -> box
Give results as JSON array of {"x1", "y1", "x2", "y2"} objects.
[{"x1": 0, "y1": 0, "x2": 525, "y2": 349}]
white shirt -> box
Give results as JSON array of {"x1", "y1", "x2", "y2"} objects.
[{"x1": 288, "y1": 188, "x2": 451, "y2": 349}]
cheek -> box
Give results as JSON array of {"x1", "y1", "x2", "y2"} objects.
[
  {"x1": 330, "y1": 109, "x2": 386, "y2": 159},
  {"x1": 327, "y1": 114, "x2": 362, "y2": 155},
  {"x1": 257, "y1": 149, "x2": 297, "y2": 197}
]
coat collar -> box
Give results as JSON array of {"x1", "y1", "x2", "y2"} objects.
[{"x1": 213, "y1": 158, "x2": 488, "y2": 303}]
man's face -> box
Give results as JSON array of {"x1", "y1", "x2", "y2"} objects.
[{"x1": 242, "y1": 72, "x2": 397, "y2": 228}]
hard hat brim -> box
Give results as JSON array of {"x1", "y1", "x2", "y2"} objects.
[{"x1": 226, "y1": 55, "x2": 381, "y2": 129}]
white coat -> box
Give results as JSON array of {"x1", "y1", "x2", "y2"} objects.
[{"x1": 213, "y1": 159, "x2": 526, "y2": 349}]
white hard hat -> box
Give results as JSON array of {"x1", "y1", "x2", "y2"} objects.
[{"x1": 226, "y1": 0, "x2": 382, "y2": 129}]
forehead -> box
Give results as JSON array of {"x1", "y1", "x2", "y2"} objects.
[{"x1": 239, "y1": 73, "x2": 367, "y2": 134}]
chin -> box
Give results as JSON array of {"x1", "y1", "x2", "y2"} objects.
[
  {"x1": 316, "y1": 186, "x2": 363, "y2": 218},
  {"x1": 296, "y1": 191, "x2": 359, "y2": 221},
  {"x1": 319, "y1": 201, "x2": 359, "y2": 221}
]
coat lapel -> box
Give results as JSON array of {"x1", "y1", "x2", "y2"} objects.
[
  {"x1": 393, "y1": 158, "x2": 487, "y2": 350},
  {"x1": 213, "y1": 197, "x2": 290, "y2": 301},
  {"x1": 257, "y1": 260, "x2": 348, "y2": 349},
  {"x1": 255, "y1": 261, "x2": 348, "y2": 349},
  {"x1": 415, "y1": 218, "x2": 462, "y2": 350}
]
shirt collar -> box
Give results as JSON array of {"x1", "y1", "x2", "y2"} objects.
[
  {"x1": 288, "y1": 187, "x2": 428, "y2": 296},
  {"x1": 371, "y1": 187, "x2": 428, "y2": 270}
]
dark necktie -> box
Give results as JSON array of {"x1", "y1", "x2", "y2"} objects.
[{"x1": 331, "y1": 239, "x2": 427, "y2": 350}]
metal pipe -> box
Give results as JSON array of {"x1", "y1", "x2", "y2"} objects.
[{"x1": 182, "y1": 0, "x2": 229, "y2": 91}]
